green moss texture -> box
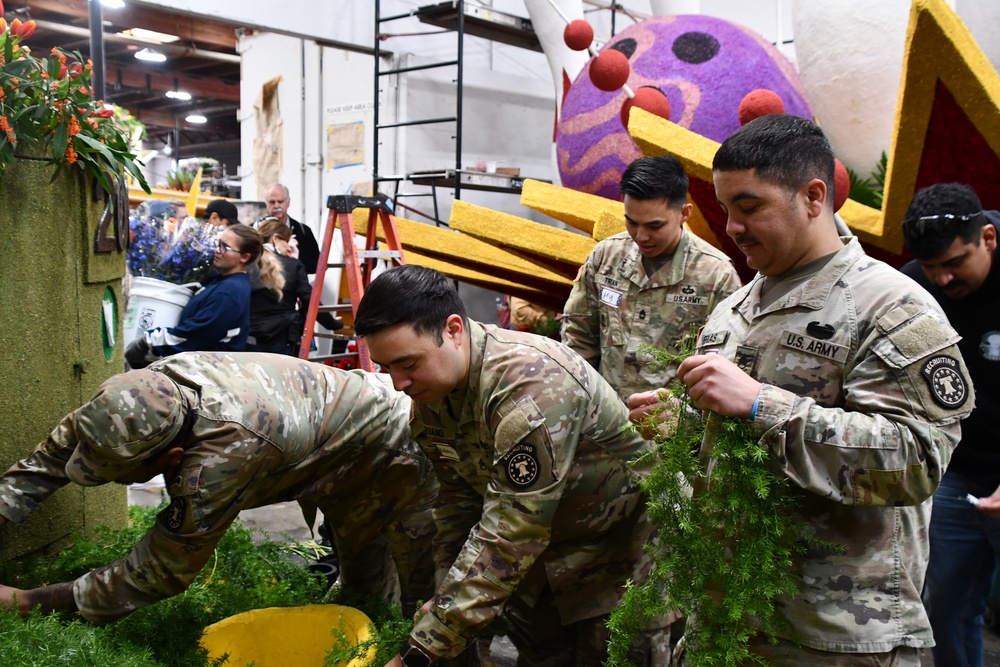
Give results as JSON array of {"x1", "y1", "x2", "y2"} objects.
[{"x1": 0, "y1": 157, "x2": 128, "y2": 560}]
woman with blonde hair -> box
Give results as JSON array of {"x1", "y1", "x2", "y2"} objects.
[
  {"x1": 247, "y1": 219, "x2": 341, "y2": 355},
  {"x1": 126, "y1": 224, "x2": 284, "y2": 367}
]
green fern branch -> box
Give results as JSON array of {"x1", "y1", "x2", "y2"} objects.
[{"x1": 608, "y1": 332, "x2": 836, "y2": 667}]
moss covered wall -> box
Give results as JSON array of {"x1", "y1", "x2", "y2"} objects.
[{"x1": 0, "y1": 156, "x2": 128, "y2": 560}]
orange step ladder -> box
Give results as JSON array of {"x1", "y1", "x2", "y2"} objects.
[{"x1": 298, "y1": 194, "x2": 406, "y2": 371}]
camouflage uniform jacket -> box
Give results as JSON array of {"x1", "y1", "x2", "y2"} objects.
[
  {"x1": 562, "y1": 228, "x2": 740, "y2": 400},
  {"x1": 408, "y1": 322, "x2": 654, "y2": 660},
  {"x1": 0, "y1": 352, "x2": 435, "y2": 624},
  {"x1": 695, "y1": 238, "x2": 973, "y2": 653}
]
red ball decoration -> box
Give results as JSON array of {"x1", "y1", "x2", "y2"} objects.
[
  {"x1": 563, "y1": 19, "x2": 594, "y2": 52},
  {"x1": 738, "y1": 89, "x2": 785, "y2": 126},
  {"x1": 620, "y1": 86, "x2": 671, "y2": 129},
  {"x1": 589, "y1": 49, "x2": 630, "y2": 92},
  {"x1": 833, "y1": 158, "x2": 850, "y2": 212}
]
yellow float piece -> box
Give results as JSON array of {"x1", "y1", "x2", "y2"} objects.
[
  {"x1": 344, "y1": 209, "x2": 572, "y2": 294},
  {"x1": 519, "y1": 179, "x2": 623, "y2": 235},
  {"x1": 448, "y1": 200, "x2": 593, "y2": 277},
  {"x1": 199, "y1": 604, "x2": 375, "y2": 667}
]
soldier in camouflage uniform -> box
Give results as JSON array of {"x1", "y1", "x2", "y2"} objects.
[
  {"x1": 0, "y1": 352, "x2": 436, "y2": 624},
  {"x1": 562, "y1": 154, "x2": 741, "y2": 401},
  {"x1": 630, "y1": 115, "x2": 974, "y2": 666},
  {"x1": 354, "y1": 265, "x2": 654, "y2": 667}
]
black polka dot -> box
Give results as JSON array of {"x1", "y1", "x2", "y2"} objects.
[
  {"x1": 672, "y1": 32, "x2": 720, "y2": 64},
  {"x1": 610, "y1": 38, "x2": 637, "y2": 60}
]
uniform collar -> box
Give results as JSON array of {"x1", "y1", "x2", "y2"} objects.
[
  {"x1": 618, "y1": 227, "x2": 692, "y2": 288},
  {"x1": 735, "y1": 237, "x2": 861, "y2": 320}
]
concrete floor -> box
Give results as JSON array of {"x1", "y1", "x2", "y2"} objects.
[{"x1": 129, "y1": 484, "x2": 1000, "y2": 667}]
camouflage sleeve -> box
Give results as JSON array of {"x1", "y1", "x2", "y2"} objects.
[
  {"x1": 752, "y1": 307, "x2": 972, "y2": 506},
  {"x1": 560, "y1": 251, "x2": 602, "y2": 368},
  {"x1": 0, "y1": 410, "x2": 80, "y2": 524},
  {"x1": 72, "y1": 510, "x2": 219, "y2": 624},
  {"x1": 74, "y1": 429, "x2": 280, "y2": 624},
  {"x1": 412, "y1": 398, "x2": 568, "y2": 659},
  {"x1": 428, "y1": 459, "x2": 484, "y2": 588}
]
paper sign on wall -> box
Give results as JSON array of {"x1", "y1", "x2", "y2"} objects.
[{"x1": 326, "y1": 121, "x2": 364, "y2": 170}]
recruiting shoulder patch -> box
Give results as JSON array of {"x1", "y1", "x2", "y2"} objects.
[
  {"x1": 921, "y1": 355, "x2": 969, "y2": 408},
  {"x1": 504, "y1": 443, "x2": 540, "y2": 488},
  {"x1": 165, "y1": 496, "x2": 187, "y2": 531}
]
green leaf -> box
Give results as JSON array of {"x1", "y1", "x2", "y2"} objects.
[
  {"x1": 75, "y1": 133, "x2": 119, "y2": 167},
  {"x1": 51, "y1": 119, "x2": 68, "y2": 156}
]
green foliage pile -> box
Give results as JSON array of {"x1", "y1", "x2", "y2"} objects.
[
  {"x1": 607, "y1": 343, "x2": 826, "y2": 667},
  {"x1": 0, "y1": 504, "x2": 352, "y2": 667},
  {"x1": 325, "y1": 590, "x2": 413, "y2": 667}
]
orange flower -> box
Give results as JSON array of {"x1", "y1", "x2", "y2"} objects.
[
  {"x1": 67, "y1": 116, "x2": 81, "y2": 136},
  {"x1": 79, "y1": 86, "x2": 87, "y2": 95},
  {"x1": 64, "y1": 144, "x2": 77, "y2": 165},
  {"x1": 0, "y1": 88, "x2": 5, "y2": 100},
  {"x1": 0, "y1": 116, "x2": 15, "y2": 141},
  {"x1": 9, "y1": 77, "x2": 17, "y2": 85},
  {"x1": 0, "y1": 18, "x2": 7, "y2": 34},
  {"x1": 9, "y1": 19, "x2": 35, "y2": 40}
]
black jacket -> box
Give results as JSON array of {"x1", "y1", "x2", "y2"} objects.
[
  {"x1": 248, "y1": 251, "x2": 337, "y2": 345},
  {"x1": 287, "y1": 216, "x2": 320, "y2": 275}
]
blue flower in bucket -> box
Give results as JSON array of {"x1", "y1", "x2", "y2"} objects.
[{"x1": 127, "y1": 216, "x2": 219, "y2": 285}]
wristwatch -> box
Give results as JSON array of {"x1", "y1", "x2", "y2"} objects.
[{"x1": 399, "y1": 642, "x2": 434, "y2": 667}]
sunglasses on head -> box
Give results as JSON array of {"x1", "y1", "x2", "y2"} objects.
[{"x1": 904, "y1": 210, "x2": 983, "y2": 233}]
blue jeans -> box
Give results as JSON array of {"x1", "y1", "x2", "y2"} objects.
[{"x1": 924, "y1": 470, "x2": 1000, "y2": 667}]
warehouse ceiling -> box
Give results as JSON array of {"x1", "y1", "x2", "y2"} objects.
[{"x1": 5, "y1": 0, "x2": 243, "y2": 152}]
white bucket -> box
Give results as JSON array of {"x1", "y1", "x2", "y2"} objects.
[{"x1": 123, "y1": 276, "x2": 196, "y2": 347}]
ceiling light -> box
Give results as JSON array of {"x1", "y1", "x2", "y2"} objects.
[
  {"x1": 101, "y1": 0, "x2": 126, "y2": 8},
  {"x1": 135, "y1": 48, "x2": 166, "y2": 63},
  {"x1": 185, "y1": 114, "x2": 207, "y2": 124},
  {"x1": 120, "y1": 28, "x2": 180, "y2": 44},
  {"x1": 165, "y1": 90, "x2": 191, "y2": 101}
]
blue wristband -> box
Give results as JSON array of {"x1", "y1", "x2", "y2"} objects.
[{"x1": 750, "y1": 395, "x2": 760, "y2": 421}]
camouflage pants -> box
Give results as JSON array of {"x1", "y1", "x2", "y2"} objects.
[
  {"x1": 330, "y1": 504, "x2": 436, "y2": 618},
  {"x1": 744, "y1": 637, "x2": 922, "y2": 667},
  {"x1": 502, "y1": 585, "x2": 658, "y2": 667}
]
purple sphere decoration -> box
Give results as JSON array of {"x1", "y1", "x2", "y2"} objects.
[{"x1": 557, "y1": 15, "x2": 813, "y2": 200}]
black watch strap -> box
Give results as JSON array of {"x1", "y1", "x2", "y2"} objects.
[{"x1": 399, "y1": 642, "x2": 433, "y2": 667}]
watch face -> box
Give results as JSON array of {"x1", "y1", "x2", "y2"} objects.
[{"x1": 400, "y1": 645, "x2": 432, "y2": 667}]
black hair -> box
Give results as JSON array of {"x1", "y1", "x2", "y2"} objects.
[
  {"x1": 713, "y1": 114, "x2": 836, "y2": 204},
  {"x1": 902, "y1": 183, "x2": 985, "y2": 259},
  {"x1": 619, "y1": 154, "x2": 689, "y2": 207},
  {"x1": 354, "y1": 265, "x2": 467, "y2": 344}
]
